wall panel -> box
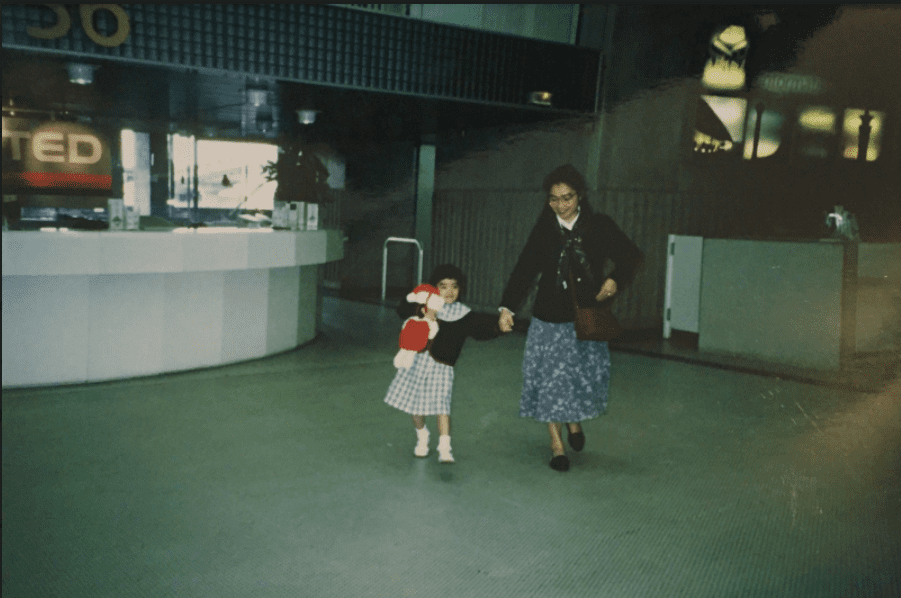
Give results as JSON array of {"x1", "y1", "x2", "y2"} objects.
[{"x1": 433, "y1": 187, "x2": 727, "y2": 330}]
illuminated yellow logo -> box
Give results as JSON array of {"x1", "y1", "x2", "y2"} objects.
[
  {"x1": 26, "y1": 4, "x2": 130, "y2": 48},
  {"x1": 703, "y1": 26, "x2": 748, "y2": 91}
]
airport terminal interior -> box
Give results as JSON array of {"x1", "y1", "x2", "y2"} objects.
[
  {"x1": 3, "y1": 296, "x2": 899, "y2": 597},
  {"x1": 3, "y1": 4, "x2": 900, "y2": 597}
]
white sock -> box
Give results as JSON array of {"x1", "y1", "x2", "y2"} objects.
[
  {"x1": 414, "y1": 426, "x2": 429, "y2": 457},
  {"x1": 437, "y1": 434, "x2": 454, "y2": 462}
]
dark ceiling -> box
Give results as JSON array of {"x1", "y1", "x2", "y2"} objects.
[{"x1": 2, "y1": 49, "x2": 588, "y2": 151}]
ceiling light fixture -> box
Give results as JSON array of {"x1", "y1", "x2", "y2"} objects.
[
  {"x1": 246, "y1": 88, "x2": 269, "y2": 107},
  {"x1": 297, "y1": 109, "x2": 318, "y2": 125},
  {"x1": 67, "y1": 63, "x2": 97, "y2": 85}
]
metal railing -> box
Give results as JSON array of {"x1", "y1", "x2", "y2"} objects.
[{"x1": 382, "y1": 237, "x2": 422, "y2": 302}]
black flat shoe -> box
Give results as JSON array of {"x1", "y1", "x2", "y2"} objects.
[
  {"x1": 550, "y1": 455, "x2": 570, "y2": 472},
  {"x1": 568, "y1": 430, "x2": 585, "y2": 452}
]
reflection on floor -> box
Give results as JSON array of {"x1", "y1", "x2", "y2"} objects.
[{"x1": 2, "y1": 297, "x2": 899, "y2": 598}]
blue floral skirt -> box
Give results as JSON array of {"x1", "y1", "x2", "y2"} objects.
[{"x1": 519, "y1": 317, "x2": 611, "y2": 423}]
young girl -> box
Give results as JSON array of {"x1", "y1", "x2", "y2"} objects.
[{"x1": 383, "y1": 264, "x2": 506, "y2": 463}]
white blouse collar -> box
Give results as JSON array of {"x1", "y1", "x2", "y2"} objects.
[
  {"x1": 438, "y1": 301, "x2": 471, "y2": 322},
  {"x1": 556, "y1": 209, "x2": 580, "y2": 230}
]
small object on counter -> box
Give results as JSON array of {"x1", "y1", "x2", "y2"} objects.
[
  {"x1": 108, "y1": 199, "x2": 125, "y2": 230},
  {"x1": 272, "y1": 201, "x2": 290, "y2": 229},
  {"x1": 290, "y1": 202, "x2": 305, "y2": 230},
  {"x1": 305, "y1": 203, "x2": 318, "y2": 231},
  {"x1": 125, "y1": 207, "x2": 140, "y2": 230}
]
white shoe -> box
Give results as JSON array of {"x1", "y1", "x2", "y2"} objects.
[
  {"x1": 414, "y1": 426, "x2": 429, "y2": 457},
  {"x1": 437, "y1": 435, "x2": 454, "y2": 463}
]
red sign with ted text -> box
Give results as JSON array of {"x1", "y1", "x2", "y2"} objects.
[{"x1": 2, "y1": 117, "x2": 113, "y2": 195}]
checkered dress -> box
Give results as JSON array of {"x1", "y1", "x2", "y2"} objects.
[
  {"x1": 383, "y1": 351, "x2": 454, "y2": 415},
  {"x1": 382, "y1": 302, "x2": 468, "y2": 416}
]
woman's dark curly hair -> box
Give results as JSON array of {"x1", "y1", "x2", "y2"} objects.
[
  {"x1": 542, "y1": 164, "x2": 588, "y2": 198},
  {"x1": 428, "y1": 263, "x2": 467, "y2": 300}
]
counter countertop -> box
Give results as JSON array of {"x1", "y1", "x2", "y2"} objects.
[{"x1": 1, "y1": 228, "x2": 344, "y2": 276}]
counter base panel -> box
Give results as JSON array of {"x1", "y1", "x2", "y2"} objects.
[{"x1": 2, "y1": 266, "x2": 319, "y2": 388}]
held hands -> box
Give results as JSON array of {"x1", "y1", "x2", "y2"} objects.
[
  {"x1": 496, "y1": 279, "x2": 617, "y2": 333},
  {"x1": 595, "y1": 278, "x2": 618, "y2": 302}
]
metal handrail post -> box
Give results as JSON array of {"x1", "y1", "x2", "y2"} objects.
[{"x1": 382, "y1": 237, "x2": 423, "y2": 302}]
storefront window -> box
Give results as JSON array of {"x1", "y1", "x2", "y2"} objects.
[
  {"x1": 796, "y1": 106, "x2": 836, "y2": 159},
  {"x1": 695, "y1": 24, "x2": 749, "y2": 157},
  {"x1": 842, "y1": 109, "x2": 884, "y2": 162},
  {"x1": 742, "y1": 104, "x2": 784, "y2": 159},
  {"x1": 121, "y1": 128, "x2": 136, "y2": 208},
  {"x1": 694, "y1": 95, "x2": 746, "y2": 155},
  {"x1": 168, "y1": 134, "x2": 278, "y2": 212},
  {"x1": 198, "y1": 139, "x2": 277, "y2": 210}
]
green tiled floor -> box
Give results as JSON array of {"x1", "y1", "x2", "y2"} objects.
[{"x1": 3, "y1": 298, "x2": 899, "y2": 597}]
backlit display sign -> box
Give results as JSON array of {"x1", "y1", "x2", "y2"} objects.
[{"x1": 2, "y1": 117, "x2": 113, "y2": 195}]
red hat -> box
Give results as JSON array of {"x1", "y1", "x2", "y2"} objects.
[{"x1": 407, "y1": 284, "x2": 444, "y2": 311}]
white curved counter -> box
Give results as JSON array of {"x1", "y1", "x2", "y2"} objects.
[{"x1": 2, "y1": 228, "x2": 343, "y2": 388}]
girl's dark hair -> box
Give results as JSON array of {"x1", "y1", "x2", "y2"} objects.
[
  {"x1": 542, "y1": 164, "x2": 588, "y2": 198},
  {"x1": 428, "y1": 263, "x2": 466, "y2": 300}
]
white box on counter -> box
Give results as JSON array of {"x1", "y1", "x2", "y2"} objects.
[
  {"x1": 272, "y1": 201, "x2": 290, "y2": 229},
  {"x1": 108, "y1": 199, "x2": 125, "y2": 230},
  {"x1": 305, "y1": 203, "x2": 318, "y2": 231}
]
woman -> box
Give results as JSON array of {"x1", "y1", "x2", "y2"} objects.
[{"x1": 498, "y1": 165, "x2": 643, "y2": 472}]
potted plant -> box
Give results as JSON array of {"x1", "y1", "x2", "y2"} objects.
[
  {"x1": 262, "y1": 138, "x2": 332, "y2": 205},
  {"x1": 262, "y1": 137, "x2": 333, "y2": 230}
]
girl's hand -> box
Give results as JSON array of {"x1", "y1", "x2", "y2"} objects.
[
  {"x1": 595, "y1": 278, "x2": 617, "y2": 301},
  {"x1": 424, "y1": 308, "x2": 438, "y2": 321},
  {"x1": 498, "y1": 309, "x2": 514, "y2": 333}
]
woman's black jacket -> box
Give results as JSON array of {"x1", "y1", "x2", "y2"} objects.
[
  {"x1": 500, "y1": 203, "x2": 643, "y2": 323},
  {"x1": 397, "y1": 301, "x2": 501, "y2": 366}
]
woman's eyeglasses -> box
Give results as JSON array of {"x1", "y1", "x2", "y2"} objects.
[{"x1": 548, "y1": 193, "x2": 577, "y2": 204}]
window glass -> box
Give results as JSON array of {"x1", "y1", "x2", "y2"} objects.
[
  {"x1": 196, "y1": 139, "x2": 277, "y2": 210},
  {"x1": 169, "y1": 133, "x2": 195, "y2": 208},
  {"x1": 168, "y1": 135, "x2": 277, "y2": 211},
  {"x1": 694, "y1": 95, "x2": 746, "y2": 155},
  {"x1": 121, "y1": 129, "x2": 135, "y2": 207},
  {"x1": 842, "y1": 109, "x2": 884, "y2": 161},
  {"x1": 796, "y1": 106, "x2": 836, "y2": 159},
  {"x1": 743, "y1": 105, "x2": 784, "y2": 159}
]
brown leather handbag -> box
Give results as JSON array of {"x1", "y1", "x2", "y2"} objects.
[{"x1": 570, "y1": 274, "x2": 623, "y2": 342}]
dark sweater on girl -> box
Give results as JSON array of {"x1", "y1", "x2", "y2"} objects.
[{"x1": 397, "y1": 301, "x2": 501, "y2": 366}]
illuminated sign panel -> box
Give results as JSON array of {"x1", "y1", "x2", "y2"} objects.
[
  {"x1": 756, "y1": 72, "x2": 826, "y2": 95},
  {"x1": 2, "y1": 117, "x2": 113, "y2": 195}
]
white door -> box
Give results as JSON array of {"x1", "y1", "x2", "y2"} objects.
[{"x1": 664, "y1": 235, "x2": 703, "y2": 338}]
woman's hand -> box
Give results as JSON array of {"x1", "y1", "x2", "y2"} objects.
[
  {"x1": 498, "y1": 309, "x2": 514, "y2": 333},
  {"x1": 595, "y1": 278, "x2": 618, "y2": 301}
]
